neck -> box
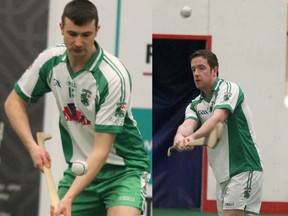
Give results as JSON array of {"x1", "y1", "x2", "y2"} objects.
[
  {"x1": 68, "y1": 45, "x2": 96, "y2": 73},
  {"x1": 202, "y1": 88, "x2": 212, "y2": 98},
  {"x1": 69, "y1": 57, "x2": 88, "y2": 73},
  {"x1": 202, "y1": 79, "x2": 217, "y2": 98}
]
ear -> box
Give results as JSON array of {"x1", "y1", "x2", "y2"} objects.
[
  {"x1": 94, "y1": 25, "x2": 100, "y2": 37},
  {"x1": 59, "y1": 22, "x2": 64, "y2": 35},
  {"x1": 212, "y1": 66, "x2": 218, "y2": 77},
  {"x1": 96, "y1": 25, "x2": 101, "y2": 33}
]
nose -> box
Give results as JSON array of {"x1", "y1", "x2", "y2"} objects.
[
  {"x1": 74, "y1": 36, "x2": 83, "y2": 47},
  {"x1": 193, "y1": 69, "x2": 200, "y2": 76}
]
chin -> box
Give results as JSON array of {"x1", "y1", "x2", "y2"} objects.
[{"x1": 72, "y1": 51, "x2": 85, "y2": 57}]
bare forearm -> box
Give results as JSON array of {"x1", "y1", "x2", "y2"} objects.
[
  {"x1": 176, "y1": 119, "x2": 197, "y2": 137},
  {"x1": 4, "y1": 91, "x2": 36, "y2": 152},
  {"x1": 62, "y1": 133, "x2": 115, "y2": 203},
  {"x1": 176, "y1": 124, "x2": 194, "y2": 137},
  {"x1": 63, "y1": 152, "x2": 108, "y2": 202},
  {"x1": 191, "y1": 118, "x2": 219, "y2": 139},
  {"x1": 191, "y1": 109, "x2": 228, "y2": 139},
  {"x1": 5, "y1": 91, "x2": 51, "y2": 170}
]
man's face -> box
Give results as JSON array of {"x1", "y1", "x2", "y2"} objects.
[
  {"x1": 60, "y1": 17, "x2": 98, "y2": 59},
  {"x1": 191, "y1": 56, "x2": 217, "y2": 92}
]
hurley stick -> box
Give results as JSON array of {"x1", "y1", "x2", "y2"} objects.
[{"x1": 37, "y1": 133, "x2": 60, "y2": 211}]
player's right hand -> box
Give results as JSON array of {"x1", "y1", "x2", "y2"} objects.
[
  {"x1": 173, "y1": 134, "x2": 195, "y2": 152},
  {"x1": 173, "y1": 133, "x2": 186, "y2": 151},
  {"x1": 30, "y1": 144, "x2": 51, "y2": 171}
]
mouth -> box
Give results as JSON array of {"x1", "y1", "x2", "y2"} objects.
[
  {"x1": 70, "y1": 46, "x2": 83, "y2": 53},
  {"x1": 73, "y1": 49, "x2": 82, "y2": 53}
]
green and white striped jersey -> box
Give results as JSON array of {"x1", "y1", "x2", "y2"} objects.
[
  {"x1": 185, "y1": 78, "x2": 262, "y2": 183},
  {"x1": 15, "y1": 42, "x2": 150, "y2": 171}
]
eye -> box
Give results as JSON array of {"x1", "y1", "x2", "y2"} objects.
[
  {"x1": 68, "y1": 31, "x2": 77, "y2": 37},
  {"x1": 82, "y1": 32, "x2": 92, "y2": 37},
  {"x1": 199, "y1": 66, "x2": 206, "y2": 71}
]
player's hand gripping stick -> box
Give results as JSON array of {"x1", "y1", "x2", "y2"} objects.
[{"x1": 167, "y1": 123, "x2": 224, "y2": 157}]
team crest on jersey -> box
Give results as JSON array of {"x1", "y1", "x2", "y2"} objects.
[
  {"x1": 115, "y1": 102, "x2": 127, "y2": 118},
  {"x1": 224, "y1": 92, "x2": 232, "y2": 101},
  {"x1": 110, "y1": 102, "x2": 127, "y2": 125},
  {"x1": 81, "y1": 89, "x2": 92, "y2": 106},
  {"x1": 209, "y1": 100, "x2": 215, "y2": 112}
]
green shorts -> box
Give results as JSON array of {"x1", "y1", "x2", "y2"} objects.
[{"x1": 58, "y1": 164, "x2": 150, "y2": 216}]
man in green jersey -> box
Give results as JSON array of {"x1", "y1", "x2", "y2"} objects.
[
  {"x1": 4, "y1": 0, "x2": 150, "y2": 215},
  {"x1": 173, "y1": 50, "x2": 263, "y2": 216}
]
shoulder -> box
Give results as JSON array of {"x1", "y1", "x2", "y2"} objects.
[
  {"x1": 218, "y1": 79, "x2": 236, "y2": 87},
  {"x1": 217, "y1": 79, "x2": 245, "y2": 102},
  {"x1": 99, "y1": 49, "x2": 129, "y2": 81},
  {"x1": 217, "y1": 79, "x2": 242, "y2": 93},
  {"x1": 36, "y1": 44, "x2": 67, "y2": 65},
  {"x1": 189, "y1": 95, "x2": 202, "y2": 109},
  {"x1": 191, "y1": 94, "x2": 202, "y2": 103},
  {"x1": 101, "y1": 49, "x2": 126, "y2": 70}
]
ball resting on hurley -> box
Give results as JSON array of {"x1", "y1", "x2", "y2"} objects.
[{"x1": 71, "y1": 160, "x2": 88, "y2": 176}]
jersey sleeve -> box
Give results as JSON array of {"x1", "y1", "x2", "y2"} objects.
[
  {"x1": 185, "y1": 102, "x2": 200, "y2": 124},
  {"x1": 14, "y1": 49, "x2": 53, "y2": 103},
  {"x1": 214, "y1": 81, "x2": 244, "y2": 113},
  {"x1": 94, "y1": 58, "x2": 131, "y2": 134}
]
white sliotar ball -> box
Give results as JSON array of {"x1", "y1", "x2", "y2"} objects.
[
  {"x1": 71, "y1": 160, "x2": 88, "y2": 176},
  {"x1": 284, "y1": 96, "x2": 288, "y2": 108},
  {"x1": 180, "y1": 6, "x2": 192, "y2": 18}
]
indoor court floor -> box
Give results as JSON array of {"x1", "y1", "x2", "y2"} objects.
[{"x1": 153, "y1": 208, "x2": 279, "y2": 216}]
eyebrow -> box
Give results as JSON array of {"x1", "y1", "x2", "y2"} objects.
[
  {"x1": 192, "y1": 64, "x2": 206, "y2": 68},
  {"x1": 67, "y1": 30, "x2": 93, "y2": 35}
]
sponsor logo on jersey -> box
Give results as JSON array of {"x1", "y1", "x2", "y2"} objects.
[
  {"x1": 53, "y1": 79, "x2": 61, "y2": 88},
  {"x1": 197, "y1": 110, "x2": 209, "y2": 115},
  {"x1": 81, "y1": 89, "x2": 92, "y2": 106},
  {"x1": 63, "y1": 103, "x2": 91, "y2": 125}
]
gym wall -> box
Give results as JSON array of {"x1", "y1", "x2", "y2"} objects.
[{"x1": 0, "y1": 1, "x2": 49, "y2": 215}]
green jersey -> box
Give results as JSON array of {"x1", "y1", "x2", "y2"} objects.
[
  {"x1": 185, "y1": 78, "x2": 262, "y2": 182},
  {"x1": 15, "y1": 42, "x2": 150, "y2": 171}
]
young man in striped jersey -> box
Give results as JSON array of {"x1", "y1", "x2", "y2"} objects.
[
  {"x1": 4, "y1": 0, "x2": 150, "y2": 215},
  {"x1": 173, "y1": 50, "x2": 263, "y2": 216}
]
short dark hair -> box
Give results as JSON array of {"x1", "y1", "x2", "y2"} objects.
[
  {"x1": 61, "y1": 0, "x2": 98, "y2": 26},
  {"x1": 190, "y1": 49, "x2": 219, "y2": 76}
]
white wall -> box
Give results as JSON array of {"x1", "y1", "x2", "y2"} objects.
[
  {"x1": 153, "y1": 0, "x2": 288, "y2": 205},
  {"x1": 40, "y1": 1, "x2": 152, "y2": 215},
  {"x1": 209, "y1": 0, "x2": 288, "y2": 202}
]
